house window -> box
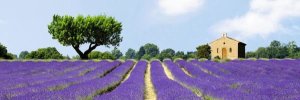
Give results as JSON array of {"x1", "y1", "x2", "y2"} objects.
[
  {"x1": 223, "y1": 42, "x2": 226, "y2": 45},
  {"x1": 229, "y1": 48, "x2": 232, "y2": 53},
  {"x1": 217, "y1": 48, "x2": 219, "y2": 53}
]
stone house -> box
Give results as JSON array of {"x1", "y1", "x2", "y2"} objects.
[{"x1": 209, "y1": 33, "x2": 246, "y2": 59}]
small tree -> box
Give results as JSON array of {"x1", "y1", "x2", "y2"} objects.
[
  {"x1": 143, "y1": 43, "x2": 159, "y2": 58},
  {"x1": 125, "y1": 48, "x2": 135, "y2": 59},
  {"x1": 158, "y1": 48, "x2": 175, "y2": 61},
  {"x1": 48, "y1": 15, "x2": 122, "y2": 59},
  {"x1": 135, "y1": 46, "x2": 145, "y2": 60},
  {"x1": 245, "y1": 51, "x2": 256, "y2": 58},
  {"x1": 25, "y1": 47, "x2": 64, "y2": 59},
  {"x1": 88, "y1": 51, "x2": 102, "y2": 59},
  {"x1": 173, "y1": 51, "x2": 185, "y2": 59},
  {"x1": 0, "y1": 43, "x2": 7, "y2": 58},
  {"x1": 19, "y1": 51, "x2": 29, "y2": 59},
  {"x1": 111, "y1": 48, "x2": 123, "y2": 59},
  {"x1": 101, "y1": 51, "x2": 115, "y2": 59},
  {"x1": 196, "y1": 44, "x2": 211, "y2": 59}
]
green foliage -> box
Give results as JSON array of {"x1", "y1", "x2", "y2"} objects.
[
  {"x1": 141, "y1": 54, "x2": 151, "y2": 60},
  {"x1": 294, "y1": 52, "x2": 300, "y2": 59},
  {"x1": 48, "y1": 15, "x2": 122, "y2": 59},
  {"x1": 19, "y1": 51, "x2": 29, "y2": 59},
  {"x1": 214, "y1": 56, "x2": 221, "y2": 60},
  {"x1": 88, "y1": 51, "x2": 102, "y2": 59},
  {"x1": 4, "y1": 53, "x2": 17, "y2": 59},
  {"x1": 196, "y1": 44, "x2": 211, "y2": 59},
  {"x1": 125, "y1": 48, "x2": 135, "y2": 59},
  {"x1": 25, "y1": 47, "x2": 64, "y2": 59},
  {"x1": 118, "y1": 56, "x2": 126, "y2": 60},
  {"x1": 267, "y1": 40, "x2": 288, "y2": 58},
  {"x1": 245, "y1": 51, "x2": 256, "y2": 58},
  {"x1": 256, "y1": 47, "x2": 269, "y2": 58},
  {"x1": 287, "y1": 41, "x2": 299, "y2": 58},
  {"x1": 135, "y1": 46, "x2": 145, "y2": 60},
  {"x1": 143, "y1": 43, "x2": 159, "y2": 58},
  {"x1": 173, "y1": 51, "x2": 186, "y2": 59},
  {"x1": 111, "y1": 48, "x2": 123, "y2": 59},
  {"x1": 88, "y1": 51, "x2": 115, "y2": 60},
  {"x1": 100, "y1": 51, "x2": 115, "y2": 59},
  {"x1": 0, "y1": 43, "x2": 7, "y2": 58},
  {"x1": 248, "y1": 40, "x2": 300, "y2": 59},
  {"x1": 72, "y1": 55, "x2": 80, "y2": 59},
  {"x1": 186, "y1": 52, "x2": 196, "y2": 59},
  {"x1": 157, "y1": 48, "x2": 175, "y2": 61}
]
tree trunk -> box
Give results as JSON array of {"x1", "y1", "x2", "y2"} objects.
[
  {"x1": 80, "y1": 54, "x2": 89, "y2": 60},
  {"x1": 72, "y1": 44, "x2": 98, "y2": 60}
]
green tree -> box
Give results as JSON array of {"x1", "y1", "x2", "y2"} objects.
[
  {"x1": 88, "y1": 51, "x2": 102, "y2": 59},
  {"x1": 186, "y1": 51, "x2": 196, "y2": 59},
  {"x1": 72, "y1": 55, "x2": 80, "y2": 59},
  {"x1": 4, "y1": 53, "x2": 17, "y2": 59},
  {"x1": 256, "y1": 47, "x2": 268, "y2": 58},
  {"x1": 143, "y1": 43, "x2": 159, "y2": 58},
  {"x1": 25, "y1": 47, "x2": 64, "y2": 59},
  {"x1": 158, "y1": 48, "x2": 175, "y2": 61},
  {"x1": 0, "y1": 43, "x2": 7, "y2": 58},
  {"x1": 125, "y1": 48, "x2": 135, "y2": 59},
  {"x1": 101, "y1": 51, "x2": 115, "y2": 59},
  {"x1": 286, "y1": 41, "x2": 299, "y2": 58},
  {"x1": 19, "y1": 51, "x2": 29, "y2": 59},
  {"x1": 196, "y1": 44, "x2": 211, "y2": 59},
  {"x1": 141, "y1": 54, "x2": 151, "y2": 60},
  {"x1": 48, "y1": 15, "x2": 122, "y2": 59},
  {"x1": 135, "y1": 46, "x2": 145, "y2": 60},
  {"x1": 267, "y1": 40, "x2": 281, "y2": 58},
  {"x1": 111, "y1": 48, "x2": 123, "y2": 59},
  {"x1": 246, "y1": 51, "x2": 256, "y2": 58},
  {"x1": 173, "y1": 51, "x2": 185, "y2": 59}
]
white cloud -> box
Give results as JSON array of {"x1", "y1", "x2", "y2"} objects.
[
  {"x1": 213, "y1": 0, "x2": 300, "y2": 38},
  {"x1": 158, "y1": 0, "x2": 204, "y2": 16}
]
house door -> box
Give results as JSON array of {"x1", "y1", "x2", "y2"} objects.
[{"x1": 222, "y1": 48, "x2": 227, "y2": 59}]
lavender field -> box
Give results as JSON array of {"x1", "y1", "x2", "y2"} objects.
[{"x1": 0, "y1": 59, "x2": 300, "y2": 100}]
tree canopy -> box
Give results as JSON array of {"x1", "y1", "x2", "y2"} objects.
[
  {"x1": 157, "y1": 48, "x2": 175, "y2": 60},
  {"x1": 0, "y1": 43, "x2": 7, "y2": 58},
  {"x1": 48, "y1": 15, "x2": 122, "y2": 59},
  {"x1": 135, "y1": 46, "x2": 145, "y2": 60},
  {"x1": 111, "y1": 48, "x2": 123, "y2": 59},
  {"x1": 19, "y1": 51, "x2": 29, "y2": 59},
  {"x1": 196, "y1": 44, "x2": 211, "y2": 59},
  {"x1": 143, "y1": 43, "x2": 159, "y2": 58},
  {"x1": 125, "y1": 48, "x2": 135, "y2": 59},
  {"x1": 88, "y1": 51, "x2": 115, "y2": 59},
  {"x1": 246, "y1": 40, "x2": 300, "y2": 59},
  {"x1": 25, "y1": 47, "x2": 64, "y2": 59}
]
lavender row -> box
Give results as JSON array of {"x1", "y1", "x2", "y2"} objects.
[
  {"x1": 151, "y1": 60, "x2": 199, "y2": 100},
  {"x1": 0, "y1": 61, "x2": 94, "y2": 90},
  {"x1": 165, "y1": 60, "x2": 250, "y2": 99},
  {"x1": 12, "y1": 60, "x2": 134, "y2": 100},
  {"x1": 1, "y1": 60, "x2": 121, "y2": 99},
  {"x1": 95, "y1": 60, "x2": 148, "y2": 100},
  {"x1": 189, "y1": 59, "x2": 300, "y2": 99}
]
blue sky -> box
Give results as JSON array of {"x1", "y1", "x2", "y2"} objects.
[{"x1": 1, "y1": 0, "x2": 300, "y2": 57}]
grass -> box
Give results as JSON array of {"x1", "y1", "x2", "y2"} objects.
[
  {"x1": 230, "y1": 83, "x2": 240, "y2": 89},
  {"x1": 144, "y1": 64, "x2": 157, "y2": 100},
  {"x1": 161, "y1": 63, "x2": 175, "y2": 80},
  {"x1": 181, "y1": 67, "x2": 194, "y2": 77},
  {"x1": 48, "y1": 84, "x2": 70, "y2": 91}
]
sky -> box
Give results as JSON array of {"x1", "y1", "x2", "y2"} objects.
[{"x1": 1, "y1": 0, "x2": 300, "y2": 57}]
